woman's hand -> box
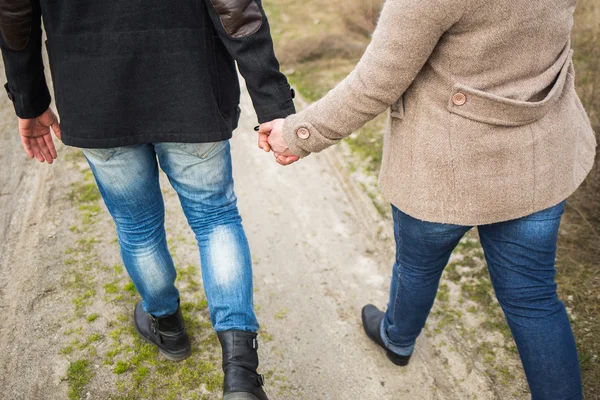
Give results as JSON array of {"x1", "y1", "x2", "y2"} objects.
[{"x1": 18, "y1": 108, "x2": 62, "y2": 164}]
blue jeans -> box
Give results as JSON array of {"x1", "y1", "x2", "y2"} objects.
[
  {"x1": 82, "y1": 141, "x2": 259, "y2": 333},
  {"x1": 384, "y1": 202, "x2": 581, "y2": 400}
]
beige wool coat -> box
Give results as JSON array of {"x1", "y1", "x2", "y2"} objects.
[{"x1": 282, "y1": 0, "x2": 597, "y2": 225}]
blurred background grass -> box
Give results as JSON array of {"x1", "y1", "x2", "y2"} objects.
[{"x1": 266, "y1": 0, "x2": 599, "y2": 397}]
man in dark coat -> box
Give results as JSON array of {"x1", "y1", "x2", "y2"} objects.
[{"x1": 0, "y1": 1, "x2": 295, "y2": 398}]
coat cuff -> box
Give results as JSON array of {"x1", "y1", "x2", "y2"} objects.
[
  {"x1": 257, "y1": 103, "x2": 296, "y2": 123},
  {"x1": 282, "y1": 113, "x2": 340, "y2": 158},
  {"x1": 255, "y1": 86, "x2": 296, "y2": 123},
  {"x1": 4, "y1": 81, "x2": 51, "y2": 119}
]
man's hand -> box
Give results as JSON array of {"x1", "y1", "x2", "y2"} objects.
[
  {"x1": 257, "y1": 118, "x2": 300, "y2": 166},
  {"x1": 18, "y1": 108, "x2": 62, "y2": 164}
]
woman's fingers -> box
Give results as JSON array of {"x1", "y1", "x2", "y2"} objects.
[{"x1": 258, "y1": 132, "x2": 271, "y2": 152}]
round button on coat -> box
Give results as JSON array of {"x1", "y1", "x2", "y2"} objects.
[
  {"x1": 297, "y1": 128, "x2": 311, "y2": 140},
  {"x1": 452, "y1": 93, "x2": 467, "y2": 106}
]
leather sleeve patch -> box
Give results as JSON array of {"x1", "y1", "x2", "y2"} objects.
[
  {"x1": 0, "y1": 0, "x2": 33, "y2": 50},
  {"x1": 209, "y1": 0, "x2": 263, "y2": 39}
]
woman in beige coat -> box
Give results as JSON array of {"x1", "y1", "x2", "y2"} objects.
[{"x1": 259, "y1": 0, "x2": 596, "y2": 398}]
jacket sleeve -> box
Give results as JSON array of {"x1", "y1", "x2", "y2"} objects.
[
  {"x1": 0, "y1": 0, "x2": 51, "y2": 119},
  {"x1": 203, "y1": 0, "x2": 295, "y2": 123},
  {"x1": 281, "y1": 0, "x2": 466, "y2": 158}
]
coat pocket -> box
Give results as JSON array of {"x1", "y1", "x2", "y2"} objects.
[{"x1": 448, "y1": 48, "x2": 574, "y2": 127}]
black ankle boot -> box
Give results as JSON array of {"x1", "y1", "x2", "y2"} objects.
[
  {"x1": 134, "y1": 301, "x2": 191, "y2": 362},
  {"x1": 362, "y1": 304, "x2": 411, "y2": 366},
  {"x1": 218, "y1": 330, "x2": 268, "y2": 400}
]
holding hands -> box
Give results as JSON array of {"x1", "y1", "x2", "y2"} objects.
[{"x1": 256, "y1": 119, "x2": 300, "y2": 166}]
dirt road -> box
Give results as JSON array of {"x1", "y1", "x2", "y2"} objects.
[{"x1": 0, "y1": 59, "x2": 508, "y2": 399}]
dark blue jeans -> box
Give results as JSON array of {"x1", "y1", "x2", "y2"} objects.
[{"x1": 383, "y1": 202, "x2": 581, "y2": 400}]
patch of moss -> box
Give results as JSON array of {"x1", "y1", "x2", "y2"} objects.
[
  {"x1": 68, "y1": 182, "x2": 101, "y2": 204},
  {"x1": 86, "y1": 314, "x2": 100, "y2": 323},
  {"x1": 274, "y1": 308, "x2": 290, "y2": 320},
  {"x1": 436, "y1": 283, "x2": 450, "y2": 303},
  {"x1": 103, "y1": 281, "x2": 119, "y2": 294},
  {"x1": 123, "y1": 282, "x2": 137, "y2": 295}
]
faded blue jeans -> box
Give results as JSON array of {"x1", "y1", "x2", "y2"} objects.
[
  {"x1": 82, "y1": 141, "x2": 259, "y2": 333},
  {"x1": 383, "y1": 202, "x2": 581, "y2": 400}
]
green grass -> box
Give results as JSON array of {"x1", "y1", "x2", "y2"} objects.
[
  {"x1": 66, "y1": 360, "x2": 93, "y2": 400},
  {"x1": 114, "y1": 360, "x2": 130, "y2": 374}
]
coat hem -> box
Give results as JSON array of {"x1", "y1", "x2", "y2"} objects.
[
  {"x1": 61, "y1": 130, "x2": 234, "y2": 149},
  {"x1": 383, "y1": 170, "x2": 592, "y2": 227}
]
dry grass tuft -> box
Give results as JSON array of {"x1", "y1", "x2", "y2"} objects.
[
  {"x1": 277, "y1": 34, "x2": 366, "y2": 65},
  {"x1": 340, "y1": 0, "x2": 385, "y2": 37}
]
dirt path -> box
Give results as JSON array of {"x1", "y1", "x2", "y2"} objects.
[{"x1": 0, "y1": 60, "x2": 509, "y2": 398}]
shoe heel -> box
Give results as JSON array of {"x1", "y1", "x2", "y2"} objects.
[{"x1": 387, "y1": 352, "x2": 411, "y2": 366}]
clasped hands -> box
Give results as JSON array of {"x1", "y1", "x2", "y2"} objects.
[{"x1": 256, "y1": 118, "x2": 300, "y2": 166}]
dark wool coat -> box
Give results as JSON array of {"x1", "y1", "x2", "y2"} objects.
[{"x1": 0, "y1": 0, "x2": 296, "y2": 148}]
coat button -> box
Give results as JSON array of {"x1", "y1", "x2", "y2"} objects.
[
  {"x1": 297, "y1": 128, "x2": 310, "y2": 140},
  {"x1": 452, "y1": 93, "x2": 467, "y2": 106}
]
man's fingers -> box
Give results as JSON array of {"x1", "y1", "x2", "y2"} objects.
[
  {"x1": 20, "y1": 136, "x2": 34, "y2": 159},
  {"x1": 43, "y1": 134, "x2": 58, "y2": 160},
  {"x1": 51, "y1": 117, "x2": 62, "y2": 140},
  {"x1": 258, "y1": 120, "x2": 274, "y2": 135},
  {"x1": 36, "y1": 136, "x2": 53, "y2": 164},
  {"x1": 31, "y1": 142, "x2": 45, "y2": 162}
]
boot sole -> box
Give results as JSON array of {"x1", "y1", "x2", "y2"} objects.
[
  {"x1": 223, "y1": 394, "x2": 261, "y2": 400},
  {"x1": 133, "y1": 320, "x2": 192, "y2": 362}
]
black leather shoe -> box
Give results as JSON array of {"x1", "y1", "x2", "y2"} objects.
[
  {"x1": 362, "y1": 304, "x2": 411, "y2": 366},
  {"x1": 218, "y1": 330, "x2": 268, "y2": 400},
  {"x1": 134, "y1": 301, "x2": 191, "y2": 362}
]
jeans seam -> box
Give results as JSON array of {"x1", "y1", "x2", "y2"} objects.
[{"x1": 390, "y1": 218, "x2": 403, "y2": 333}]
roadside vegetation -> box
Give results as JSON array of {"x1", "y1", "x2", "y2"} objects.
[
  {"x1": 266, "y1": 0, "x2": 599, "y2": 398},
  {"x1": 558, "y1": 2, "x2": 600, "y2": 397}
]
